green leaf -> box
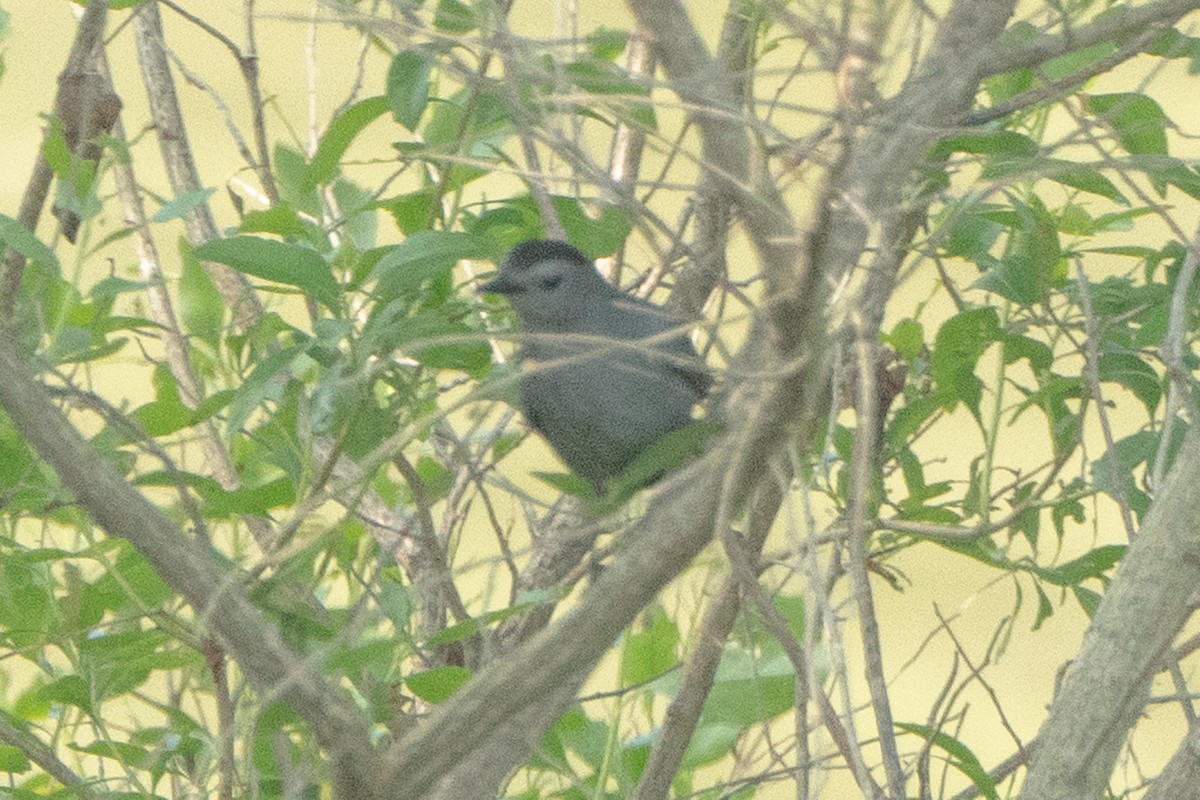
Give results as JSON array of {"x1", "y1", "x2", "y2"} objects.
[
  {"x1": 332, "y1": 178, "x2": 378, "y2": 251},
  {"x1": 382, "y1": 187, "x2": 440, "y2": 235},
  {"x1": 341, "y1": 397, "x2": 398, "y2": 459},
  {"x1": 274, "y1": 143, "x2": 318, "y2": 215},
  {"x1": 135, "y1": 471, "x2": 295, "y2": 517},
  {"x1": 533, "y1": 470, "x2": 596, "y2": 498},
  {"x1": 553, "y1": 197, "x2": 631, "y2": 258},
  {"x1": 773, "y1": 594, "x2": 806, "y2": 642},
  {"x1": 621, "y1": 605, "x2": 679, "y2": 687},
  {"x1": 1097, "y1": 351, "x2": 1161, "y2": 413},
  {"x1": 434, "y1": 0, "x2": 475, "y2": 33},
  {"x1": 1085, "y1": 93, "x2": 1169, "y2": 155},
  {"x1": 178, "y1": 239, "x2": 224, "y2": 345},
  {"x1": 78, "y1": 630, "x2": 182, "y2": 700},
  {"x1": 0, "y1": 213, "x2": 58, "y2": 268},
  {"x1": 151, "y1": 187, "x2": 216, "y2": 223},
  {"x1": 930, "y1": 307, "x2": 1002, "y2": 416},
  {"x1": 1032, "y1": 581, "x2": 1054, "y2": 630},
  {"x1": 933, "y1": 130, "x2": 1038, "y2": 158},
  {"x1": 896, "y1": 723, "x2": 999, "y2": 800},
  {"x1": 587, "y1": 27, "x2": 629, "y2": 61},
  {"x1": 29, "y1": 675, "x2": 93, "y2": 716},
  {"x1": 886, "y1": 394, "x2": 942, "y2": 450},
  {"x1": 972, "y1": 253, "x2": 1042, "y2": 305},
  {"x1": 227, "y1": 343, "x2": 305, "y2": 436},
  {"x1": 405, "y1": 665, "x2": 472, "y2": 703},
  {"x1": 195, "y1": 236, "x2": 340, "y2": 310},
  {"x1": 1043, "y1": 160, "x2": 1126, "y2": 203},
  {"x1": 239, "y1": 203, "x2": 310, "y2": 238},
  {"x1": 884, "y1": 318, "x2": 924, "y2": 360},
  {"x1": 696, "y1": 649, "x2": 793, "y2": 734},
  {"x1": 1072, "y1": 584, "x2": 1102, "y2": 617},
  {"x1": 1002, "y1": 333, "x2": 1052, "y2": 372},
  {"x1": 1036, "y1": 545, "x2": 1126, "y2": 586},
  {"x1": 939, "y1": 202, "x2": 1007, "y2": 260},
  {"x1": 371, "y1": 231, "x2": 485, "y2": 300},
  {"x1": 0, "y1": 743, "x2": 30, "y2": 774},
  {"x1": 71, "y1": 740, "x2": 153, "y2": 769},
  {"x1": 422, "y1": 590, "x2": 557, "y2": 647},
  {"x1": 599, "y1": 419, "x2": 720, "y2": 512},
  {"x1": 387, "y1": 50, "x2": 432, "y2": 131},
  {"x1": 544, "y1": 706, "x2": 611, "y2": 772},
  {"x1": 308, "y1": 95, "x2": 389, "y2": 187},
  {"x1": 133, "y1": 365, "x2": 193, "y2": 436},
  {"x1": 1041, "y1": 42, "x2": 1117, "y2": 82},
  {"x1": 1144, "y1": 28, "x2": 1200, "y2": 73}
]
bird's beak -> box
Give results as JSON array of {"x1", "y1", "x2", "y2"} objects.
[{"x1": 478, "y1": 274, "x2": 519, "y2": 295}]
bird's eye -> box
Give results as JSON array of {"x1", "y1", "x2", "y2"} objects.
[{"x1": 539, "y1": 276, "x2": 562, "y2": 290}]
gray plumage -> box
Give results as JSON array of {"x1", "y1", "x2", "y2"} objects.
[{"x1": 480, "y1": 240, "x2": 710, "y2": 488}]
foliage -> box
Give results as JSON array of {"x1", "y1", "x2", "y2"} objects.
[{"x1": 0, "y1": 1, "x2": 1198, "y2": 799}]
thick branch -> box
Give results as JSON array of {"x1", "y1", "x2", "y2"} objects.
[
  {"x1": 1019, "y1": 429, "x2": 1200, "y2": 799},
  {"x1": 982, "y1": 0, "x2": 1200, "y2": 77},
  {"x1": 0, "y1": 0, "x2": 110, "y2": 316},
  {"x1": 0, "y1": 339, "x2": 375, "y2": 793}
]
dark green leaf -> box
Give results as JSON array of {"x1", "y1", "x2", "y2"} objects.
[
  {"x1": 195, "y1": 236, "x2": 340, "y2": 310},
  {"x1": 1097, "y1": 352, "x2": 1161, "y2": 413},
  {"x1": 1043, "y1": 160, "x2": 1126, "y2": 203},
  {"x1": 387, "y1": 50, "x2": 432, "y2": 131},
  {"x1": 1002, "y1": 334, "x2": 1052, "y2": 372},
  {"x1": 1033, "y1": 581, "x2": 1054, "y2": 630},
  {"x1": 1036, "y1": 545, "x2": 1126, "y2": 586},
  {"x1": 933, "y1": 130, "x2": 1038, "y2": 158},
  {"x1": 371, "y1": 231, "x2": 485, "y2": 300},
  {"x1": 226, "y1": 343, "x2": 305, "y2": 436},
  {"x1": 434, "y1": 0, "x2": 474, "y2": 33},
  {"x1": 341, "y1": 398, "x2": 398, "y2": 459},
  {"x1": 1085, "y1": 93, "x2": 1169, "y2": 155},
  {"x1": 382, "y1": 188, "x2": 440, "y2": 235},
  {"x1": 71, "y1": 741, "x2": 152, "y2": 769},
  {"x1": 308, "y1": 95, "x2": 389, "y2": 187},
  {"x1": 1072, "y1": 585, "x2": 1102, "y2": 617},
  {"x1": 896, "y1": 723, "x2": 999, "y2": 800},
  {"x1": 930, "y1": 307, "x2": 1002, "y2": 416},
  {"x1": 1143, "y1": 28, "x2": 1200, "y2": 73},
  {"x1": 533, "y1": 470, "x2": 596, "y2": 498},
  {"x1": 972, "y1": 253, "x2": 1042, "y2": 305}
]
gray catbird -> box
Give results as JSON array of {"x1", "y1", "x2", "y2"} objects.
[{"x1": 480, "y1": 239, "x2": 711, "y2": 489}]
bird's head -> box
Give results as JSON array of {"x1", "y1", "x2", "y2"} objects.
[{"x1": 479, "y1": 239, "x2": 614, "y2": 331}]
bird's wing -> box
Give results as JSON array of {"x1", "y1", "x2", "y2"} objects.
[{"x1": 608, "y1": 298, "x2": 712, "y2": 400}]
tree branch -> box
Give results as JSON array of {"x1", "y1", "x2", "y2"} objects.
[
  {"x1": 0, "y1": 338, "x2": 377, "y2": 796},
  {"x1": 1019, "y1": 428, "x2": 1200, "y2": 798}
]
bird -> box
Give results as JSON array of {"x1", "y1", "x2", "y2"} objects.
[{"x1": 480, "y1": 239, "x2": 711, "y2": 490}]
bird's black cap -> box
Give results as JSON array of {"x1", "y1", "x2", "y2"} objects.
[
  {"x1": 479, "y1": 239, "x2": 593, "y2": 294},
  {"x1": 503, "y1": 239, "x2": 592, "y2": 272}
]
